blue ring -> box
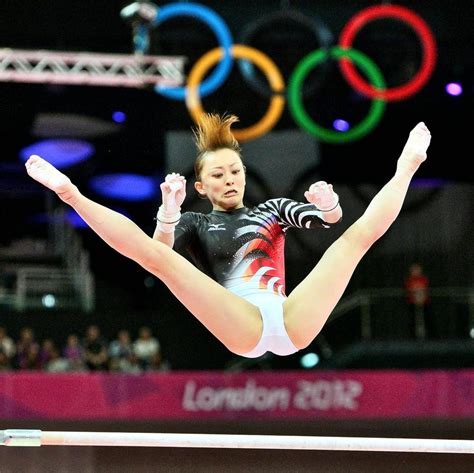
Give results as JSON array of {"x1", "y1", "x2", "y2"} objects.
[{"x1": 152, "y1": 3, "x2": 233, "y2": 100}]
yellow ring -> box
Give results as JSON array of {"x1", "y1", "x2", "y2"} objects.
[{"x1": 186, "y1": 44, "x2": 286, "y2": 142}]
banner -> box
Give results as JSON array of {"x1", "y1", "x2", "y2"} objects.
[{"x1": 0, "y1": 370, "x2": 473, "y2": 420}]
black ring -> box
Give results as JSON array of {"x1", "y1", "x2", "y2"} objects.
[{"x1": 237, "y1": 9, "x2": 334, "y2": 99}]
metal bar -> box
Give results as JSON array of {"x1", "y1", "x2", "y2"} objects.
[{"x1": 1, "y1": 430, "x2": 473, "y2": 453}]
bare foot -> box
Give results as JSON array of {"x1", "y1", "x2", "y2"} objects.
[
  {"x1": 398, "y1": 122, "x2": 431, "y2": 173},
  {"x1": 25, "y1": 155, "x2": 72, "y2": 193}
]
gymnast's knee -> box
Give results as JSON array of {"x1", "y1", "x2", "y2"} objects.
[
  {"x1": 343, "y1": 222, "x2": 380, "y2": 252},
  {"x1": 287, "y1": 331, "x2": 317, "y2": 351},
  {"x1": 137, "y1": 240, "x2": 174, "y2": 277}
]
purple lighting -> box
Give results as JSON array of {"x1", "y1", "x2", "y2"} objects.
[
  {"x1": 333, "y1": 119, "x2": 350, "y2": 132},
  {"x1": 112, "y1": 111, "x2": 127, "y2": 123},
  {"x1": 65, "y1": 210, "x2": 89, "y2": 229},
  {"x1": 19, "y1": 139, "x2": 95, "y2": 168},
  {"x1": 445, "y1": 82, "x2": 462, "y2": 96},
  {"x1": 411, "y1": 178, "x2": 448, "y2": 188},
  {"x1": 89, "y1": 173, "x2": 159, "y2": 201}
]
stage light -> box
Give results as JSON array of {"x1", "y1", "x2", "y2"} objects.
[
  {"x1": 120, "y1": 1, "x2": 158, "y2": 24},
  {"x1": 333, "y1": 119, "x2": 350, "y2": 132},
  {"x1": 445, "y1": 82, "x2": 462, "y2": 96},
  {"x1": 112, "y1": 111, "x2": 127, "y2": 123},
  {"x1": 411, "y1": 177, "x2": 447, "y2": 188},
  {"x1": 89, "y1": 174, "x2": 159, "y2": 201},
  {"x1": 19, "y1": 139, "x2": 95, "y2": 169},
  {"x1": 42, "y1": 294, "x2": 56, "y2": 308},
  {"x1": 65, "y1": 210, "x2": 89, "y2": 229},
  {"x1": 121, "y1": 1, "x2": 158, "y2": 54},
  {"x1": 300, "y1": 352, "x2": 320, "y2": 368}
]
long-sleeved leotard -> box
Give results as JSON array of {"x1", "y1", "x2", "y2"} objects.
[{"x1": 174, "y1": 198, "x2": 340, "y2": 300}]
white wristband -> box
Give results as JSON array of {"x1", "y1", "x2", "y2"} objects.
[
  {"x1": 315, "y1": 194, "x2": 339, "y2": 212},
  {"x1": 155, "y1": 206, "x2": 181, "y2": 233}
]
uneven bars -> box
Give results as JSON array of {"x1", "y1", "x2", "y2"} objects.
[{"x1": 1, "y1": 430, "x2": 473, "y2": 454}]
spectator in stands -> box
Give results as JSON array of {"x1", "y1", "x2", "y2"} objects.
[
  {"x1": 0, "y1": 350, "x2": 11, "y2": 370},
  {"x1": 0, "y1": 326, "x2": 16, "y2": 365},
  {"x1": 120, "y1": 352, "x2": 143, "y2": 374},
  {"x1": 133, "y1": 326, "x2": 161, "y2": 370},
  {"x1": 63, "y1": 334, "x2": 86, "y2": 371},
  {"x1": 15, "y1": 327, "x2": 40, "y2": 370},
  {"x1": 45, "y1": 347, "x2": 70, "y2": 372},
  {"x1": 38, "y1": 338, "x2": 56, "y2": 369},
  {"x1": 404, "y1": 263, "x2": 430, "y2": 339},
  {"x1": 149, "y1": 351, "x2": 170, "y2": 371},
  {"x1": 83, "y1": 325, "x2": 108, "y2": 371},
  {"x1": 108, "y1": 329, "x2": 135, "y2": 372}
]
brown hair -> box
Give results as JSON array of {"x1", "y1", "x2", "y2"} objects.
[{"x1": 193, "y1": 113, "x2": 242, "y2": 180}]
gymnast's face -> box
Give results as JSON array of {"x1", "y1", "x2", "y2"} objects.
[{"x1": 194, "y1": 148, "x2": 246, "y2": 211}]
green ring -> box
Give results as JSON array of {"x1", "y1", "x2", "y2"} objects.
[{"x1": 288, "y1": 46, "x2": 387, "y2": 143}]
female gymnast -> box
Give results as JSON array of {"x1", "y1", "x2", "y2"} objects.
[{"x1": 25, "y1": 114, "x2": 431, "y2": 358}]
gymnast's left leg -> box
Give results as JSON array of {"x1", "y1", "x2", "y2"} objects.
[
  {"x1": 24, "y1": 155, "x2": 263, "y2": 354},
  {"x1": 283, "y1": 122, "x2": 431, "y2": 349}
]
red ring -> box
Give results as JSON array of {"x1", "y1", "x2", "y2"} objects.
[{"x1": 339, "y1": 4, "x2": 437, "y2": 101}]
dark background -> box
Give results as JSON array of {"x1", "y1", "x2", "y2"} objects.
[
  {"x1": 0, "y1": 0, "x2": 473, "y2": 370},
  {"x1": 1, "y1": 0, "x2": 472, "y2": 182}
]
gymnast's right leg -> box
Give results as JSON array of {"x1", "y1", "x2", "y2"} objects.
[
  {"x1": 25, "y1": 155, "x2": 262, "y2": 354},
  {"x1": 284, "y1": 122, "x2": 431, "y2": 349}
]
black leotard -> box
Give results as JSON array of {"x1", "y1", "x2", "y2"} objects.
[{"x1": 174, "y1": 198, "x2": 340, "y2": 298}]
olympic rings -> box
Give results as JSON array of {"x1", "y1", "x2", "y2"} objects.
[
  {"x1": 237, "y1": 9, "x2": 333, "y2": 98},
  {"x1": 339, "y1": 4, "x2": 437, "y2": 101},
  {"x1": 288, "y1": 47, "x2": 386, "y2": 143},
  {"x1": 186, "y1": 45, "x2": 285, "y2": 142},
  {"x1": 152, "y1": 2, "x2": 233, "y2": 100},
  {"x1": 148, "y1": 2, "x2": 437, "y2": 142}
]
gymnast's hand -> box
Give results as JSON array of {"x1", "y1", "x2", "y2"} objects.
[
  {"x1": 304, "y1": 181, "x2": 338, "y2": 211},
  {"x1": 160, "y1": 173, "x2": 186, "y2": 215}
]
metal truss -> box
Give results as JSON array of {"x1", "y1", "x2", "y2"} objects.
[{"x1": 0, "y1": 48, "x2": 185, "y2": 88}]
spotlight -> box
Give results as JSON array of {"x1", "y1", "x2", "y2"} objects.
[
  {"x1": 19, "y1": 139, "x2": 95, "y2": 169},
  {"x1": 120, "y1": 2, "x2": 158, "y2": 24},
  {"x1": 120, "y1": 2, "x2": 158, "y2": 54},
  {"x1": 112, "y1": 111, "x2": 127, "y2": 123},
  {"x1": 89, "y1": 174, "x2": 159, "y2": 202},
  {"x1": 300, "y1": 352, "x2": 320, "y2": 369},
  {"x1": 42, "y1": 294, "x2": 56, "y2": 308},
  {"x1": 445, "y1": 82, "x2": 462, "y2": 96},
  {"x1": 333, "y1": 119, "x2": 350, "y2": 132}
]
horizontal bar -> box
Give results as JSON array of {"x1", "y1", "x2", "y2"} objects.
[{"x1": 1, "y1": 430, "x2": 473, "y2": 453}]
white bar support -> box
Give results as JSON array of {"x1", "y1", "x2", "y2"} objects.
[
  {"x1": 1, "y1": 430, "x2": 42, "y2": 447},
  {"x1": 1, "y1": 430, "x2": 473, "y2": 454}
]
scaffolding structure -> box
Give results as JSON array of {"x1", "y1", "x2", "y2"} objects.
[{"x1": 0, "y1": 48, "x2": 185, "y2": 88}]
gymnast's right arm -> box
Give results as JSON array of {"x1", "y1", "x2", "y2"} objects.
[{"x1": 153, "y1": 173, "x2": 186, "y2": 247}]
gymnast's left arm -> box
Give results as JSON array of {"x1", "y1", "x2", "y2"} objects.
[{"x1": 304, "y1": 180, "x2": 342, "y2": 224}]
